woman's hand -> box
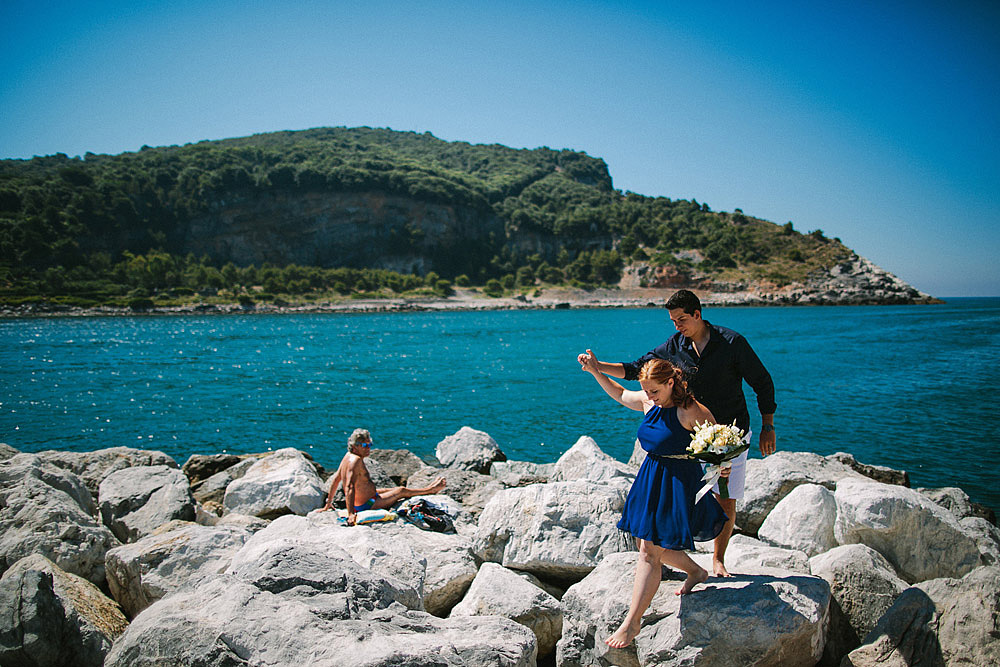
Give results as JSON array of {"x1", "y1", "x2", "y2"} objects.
[{"x1": 578, "y1": 348, "x2": 600, "y2": 374}]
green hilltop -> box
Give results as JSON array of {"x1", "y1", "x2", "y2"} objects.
[{"x1": 0, "y1": 126, "x2": 854, "y2": 308}]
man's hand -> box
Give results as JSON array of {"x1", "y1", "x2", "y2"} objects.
[
  {"x1": 759, "y1": 429, "x2": 776, "y2": 457},
  {"x1": 346, "y1": 512, "x2": 357, "y2": 526}
]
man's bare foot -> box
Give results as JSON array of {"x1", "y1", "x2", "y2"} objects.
[
  {"x1": 676, "y1": 567, "x2": 709, "y2": 595},
  {"x1": 713, "y1": 558, "x2": 731, "y2": 577},
  {"x1": 604, "y1": 621, "x2": 640, "y2": 649},
  {"x1": 429, "y1": 477, "x2": 446, "y2": 493}
]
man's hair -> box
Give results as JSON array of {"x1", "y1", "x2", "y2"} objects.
[
  {"x1": 665, "y1": 289, "x2": 702, "y2": 315},
  {"x1": 347, "y1": 428, "x2": 371, "y2": 449}
]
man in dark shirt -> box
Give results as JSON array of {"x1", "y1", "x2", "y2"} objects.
[{"x1": 578, "y1": 289, "x2": 776, "y2": 576}]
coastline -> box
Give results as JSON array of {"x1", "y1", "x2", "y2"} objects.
[{"x1": 0, "y1": 285, "x2": 943, "y2": 318}]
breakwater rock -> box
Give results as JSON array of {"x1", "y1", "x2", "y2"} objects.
[{"x1": 1, "y1": 433, "x2": 997, "y2": 666}]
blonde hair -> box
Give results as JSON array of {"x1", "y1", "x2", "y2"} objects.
[{"x1": 638, "y1": 359, "x2": 694, "y2": 408}]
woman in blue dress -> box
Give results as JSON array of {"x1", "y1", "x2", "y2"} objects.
[{"x1": 580, "y1": 352, "x2": 728, "y2": 649}]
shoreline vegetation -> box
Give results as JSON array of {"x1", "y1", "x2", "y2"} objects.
[
  {"x1": 1, "y1": 433, "x2": 996, "y2": 665},
  {"x1": 2, "y1": 127, "x2": 941, "y2": 319}
]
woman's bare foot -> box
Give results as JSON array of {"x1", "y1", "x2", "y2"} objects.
[
  {"x1": 604, "y1": 620, "x2": 640, "y2": 649},
  {"x1": 429, "y1": 477, "x2": 446, "y2": 493},
  {"x1": 676, "y1": 567, "x2": 709, "y2": 595},
  {"x1": 712, "y1": 558, "x2": 731, "y2": 577}
]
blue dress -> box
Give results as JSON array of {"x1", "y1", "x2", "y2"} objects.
[{"x1": 617, "y1": 405, "x2": 728, "y2": 550}]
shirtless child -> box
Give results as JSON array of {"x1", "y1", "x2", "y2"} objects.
[{"x1": 320, "y1": 428, "x2": 446, "y2": 525}]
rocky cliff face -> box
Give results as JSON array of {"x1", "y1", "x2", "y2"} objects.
[
  {"x1": 177, "y1": 190, "x2": 504, "y2": 276},
  {"x1": 621, "y1": 252, "x2": 937, "y2": 305}
]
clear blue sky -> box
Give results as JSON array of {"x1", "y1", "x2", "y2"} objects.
[{"x1": 2, "y1": 0, "x2": 998, "y2": 296}]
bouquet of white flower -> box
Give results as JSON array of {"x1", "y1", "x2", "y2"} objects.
[{"x1": 687, "y1": 421, "x2": 749, "y2": 501}]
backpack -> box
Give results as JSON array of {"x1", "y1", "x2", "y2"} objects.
[{"x1": 398, "y1": 498, "x2": 456, "y2": 533}]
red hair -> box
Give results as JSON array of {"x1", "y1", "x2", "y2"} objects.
[{"x1": 638, "y1": 359, "x2": 694, "y2": 408}]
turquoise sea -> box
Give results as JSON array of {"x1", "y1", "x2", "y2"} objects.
[{"x1": 2, "y1": 298, "x2": 998, "y2": 512}]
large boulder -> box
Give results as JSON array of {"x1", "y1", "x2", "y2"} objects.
[
  {"x1": 0, "y1": 454, "x2": 118, "y2": 585},
  {"x1": 181, "y1": 453, "x2": 244, "y2": 485},
  {"x1": 105, "y1": 576, "x2": 537, "y2": 667},
  {"x1": 0, "y1": 554, "x2": 128, "y2": 667},
  {"x1": 826, "y1": 452, "x2": 909, "y2": 487},
  {"x1": 834, "y1": 477, "x2": 981, "y2": 583},
  {"x1": 699, "y1": 534, "x2": 811, "y2": 574},
  {"x1": 918, "y1": 485, "x2": 997, "y2": 524},
  {"x1": 490, "y1": 459, "x2": 555, "y2": 487},
  {"x1": 808, "y1": 544, "x2": 907, "y2": 664},
  {"x1": 227, "y1": 536, "x2": 420, "y2": 615},
  {"x1": 844, "y1": 566, "x2": 1000, "y2": 667},
  {"x1": 758, "y1": 483, "x2": 838, "y2": 557},
  {"x1": 105, "y1": 522, "x2": 252, "y2": 617},
  {"x1": 473, "y1": 480, "x2": 628, "y2": 580},
  {"x1": 237, "y1": 513, "x2": 426, "y2": 609},
  {"x1": 451, "y1": 562, "x2": 563, "y2": 659},
  {"x1": 98, "y1": 464, "x2": 196, "y2": 542},
  {"x1": 34, "y1": 446, "x2": 178, "y2": 498},
  {"x1": 372, "y1": 520, "x2": 479, "y2": 616},
  {"x1": 435, "y1": 426, "x2": 507, "y2": 474},
  {"x1": 739, "y1": 451, "x2": 866, "y2": 536},
  {"x1": 223, "y1": 447, "x2": 325, "y2": 518},
  {"x1": 408, "y1": 465, "x2": 506, "y2": 513},
  {"x1": 551, "y1": 435, "x2": 635, "y2": 488},
  {"x1": 0, "y1": 443, "x2": 18, "y2": 461},
  {"x1": 557, "y1": 551, "x2": 831, "y2": 667},
  {"x1": 369, "y1": 447, "x2": 426, "y2": 485},
  {"x1": 961, "y1": 516, "x2": 1000, "y2": 566},
  {"x1": 191, "y1": 457, "x2": 257, "y2": 505}
]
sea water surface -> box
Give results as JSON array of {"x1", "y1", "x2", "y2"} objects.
[{"x1": 2, "y1": 298, "x2": 998, "y2": 511}]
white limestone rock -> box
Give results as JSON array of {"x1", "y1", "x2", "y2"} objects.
[
  {"x1": 105, "y1": 522, "x2": 252, "y2": 617},
  {"x1": 435, "y1": 426, "x2": 507, "y2": 474},
  {"x1": 556, "y1": 551, "x2": 830, "y2": 667},
  {"x1": 698, "y1": 534, "x2": 811, "y2": 574},
  {"x1": 473, "y1": 480, "x2": 629, "y2": 579},
  {"x1": 237, "y1": 513, "x2": 427, "y2": 608},
  {"x1": 739, "y1": 451, "x2": 866, "y2": 536},
  {"x1": 834, "y1": 477, "x2": 981, "y2": 583},
  {"x1": 0, "y1": 554, "x2": 128, "y2": 667},
  {"x1": 98, "y1": 464, "x2": 196, "y2": 542},
  {"x1": 104, "y1": 576, "x2": 537, "y2": 667},
  {"x1": 490, "y1": 459, "x2": 555, "y2": 487},
  {"x1": 372, "y1": 519, "x2": 479, "y2": 616},
  {"x1": 551, "y1": 435, "x2": 635, "y2": 489},
  {"x1": 808, "y1": 544, "x2": 907, "y2": 664},
  {"x1": 0, "y1": 454, "x2": 118, "y2": 585},
  {"x1": 451, "y1": 562, "x2": 563, "y2": 658},
  {"x1": 190, "y1": 457, "x2": 256, "y2": 504},
  {"x1": 222, "y1": 447, "x2": 325, "y2": 518},
  {"x1": 34, "y1": 446, "x2": 179, "y2": 498},
  {"x1": 227, "y1": 536, "x2": 420, "y2": 614},
  {"x1": 845, "y1": 566, "x2": 1000, "y2": 667},
  {"x1": 758, "y1": 483, "x2": 838, "y2": 557},
  {"x1": 961, "y1": 516, "x2": 1000, "y2": 566}
]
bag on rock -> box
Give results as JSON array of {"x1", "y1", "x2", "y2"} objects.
[{"x1": 398, "y1": 499, "x2": 456, "y2": 533}]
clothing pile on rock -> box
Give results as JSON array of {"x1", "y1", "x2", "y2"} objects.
[{"x1": 397, "y1": 498, "x2": 456, "y2": 533}]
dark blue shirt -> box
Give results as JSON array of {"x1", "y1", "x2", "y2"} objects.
[{"x1": 620, "y1": 321, "x2": 776, "y2": 433}]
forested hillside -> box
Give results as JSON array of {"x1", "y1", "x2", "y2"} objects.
[{"x1": 0, "y1": 126, "x2": 855, "y2": 308}]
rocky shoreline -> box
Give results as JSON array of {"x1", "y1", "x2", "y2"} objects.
[
  {"x1": 0, "y1": 283, "x2": 942, "y2": 320},
  {"x1": 2, "y1": 431, "x2": 995, "y2": 666}
]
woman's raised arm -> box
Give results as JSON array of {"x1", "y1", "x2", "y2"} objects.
[{"x1": 580, "y1": 349, "x2": 646, "y2": 412}]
